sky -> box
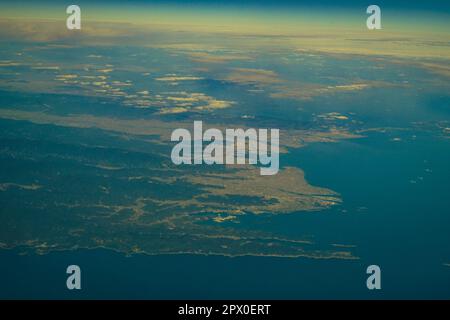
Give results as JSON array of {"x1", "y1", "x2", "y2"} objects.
[
  {"x1": 3, "y1": 0, "x2": 449, "y2": 10},
  {"x1": 1, "y1": 0, "x2": 449, "y2": 22},
  {"x1": 0, "y1": 0, "x2": 449, "y2": 48}
]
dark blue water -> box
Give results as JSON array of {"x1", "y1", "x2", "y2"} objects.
[{"x1": 1, "y1": 130, "x2": 449, "y2": 299}]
